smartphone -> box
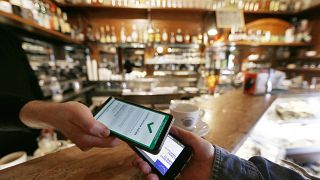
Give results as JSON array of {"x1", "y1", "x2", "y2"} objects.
[
  {"x1": 95, "y1": 97, "x2": 173, "y2": 154},
  {"x1": 133, "y1": 134, "x2": 193, "y2": 179}
]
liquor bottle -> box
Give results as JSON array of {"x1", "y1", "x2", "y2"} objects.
[
  {"x1": 50, "y1": 4, "x2": 60, "y2": 31},
  {"x1": 106, "y1": 25, "x2": 111, "y2": 43},
  {"x1": 138, "y1": 29, "x2": 143, "y2": 43},
  {"x1": 274, "y1": 0, "x2": 280, "y2": 11},
  {"x1": 238, "y1": 0, "x2": 244, "y2": 9},
  {"x1": 86, "y1": 25, "x2": 95, "y2": 41},
  {"x1": 167, "y1": 0, "x2": 172, "y2": 7},
  {"x1": 265, "y1": 0, "x2": 270, "y2": 10},
  {"x1": 112, "y1": 0, "x2": 116, "y2": 6},
  {"x1": 46, "y1": 3, "x2": 54, "y2": 31},
  {"x1": 170, "y1": 32, "x2": 175, "y2": 44},
  {"x1": 162, "y1": 0, "x2": 167, "y2": 7},
  {"x1": 203, "y1": 33, "x2": 208, "y2": 45},
  {"x1": 57, "y1": 8, "x2": 65, "y2": 33},
  {"x1": 184, "y1": 31, "x2": 190, "y2": 43},
  {"x1": 132, "y1": 25, "x2": 138, "y2": 42},
  {"x1": 162, "y1": 29, "x2": 168, "y2": 42},
  {"x1": 294, "y1": 0, "x2": 302, "y2": 12},
  {"x1": 197, "y1": 29, "x2": 203, "y2": 44},
  {"x1": 95, "y1": 27, "x2": 101, "y2": 42},
  {"x1": 143, "y1": 29, "x2": 148, "y2": 43},
  {"x1": 253, "y1": 0, "x2": 259, "y2": 11},
  {"x1": 175, "y1": 28, "x2": 183, "y2": 43},
  {"x1": 120, "y1": 25, "x2": 126, "y2": 43},
  {"x1": 244, "y1": 0, "x2": 250, "y2": 11},
  {"x1": 42, "y1": 2, "x2": 50, "y2": 29},
  {"x1": 63, "y1": 12, "x2": 71, "y2": 35},
  {"x1": 155, "y1": 28, "x2": 161, "y2": 43},
  {"x1": 32, "y1": 0, "x2": 40, "y2": 24},
  {"x1": 249, "y1": 0, "x2": 255, "y2": 11},
  {"x1": 148, "y1": 30, "x2": 154, "y2": 43},
  {"x1": 100, "y1": 26, "x2": 106, "y2": 43},
  {"x1": 111, "y1": 26, "x2": 117, "y2": 43},
  {"x1": 191, "y1": 34, "x2": 198, "y2": 44}
]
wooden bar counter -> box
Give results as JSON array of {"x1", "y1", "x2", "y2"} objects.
[{"x1": 0, "y1": 90, "x2": 276, "y2": 179}]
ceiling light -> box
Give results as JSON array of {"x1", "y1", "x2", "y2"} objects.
[{"x1": 208, "y1": 28, "x2": 218, "y2": 36}]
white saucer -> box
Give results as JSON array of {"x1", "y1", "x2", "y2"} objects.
[{"x1": 191, "y1": 120, "x2": 210, "y2": 137}]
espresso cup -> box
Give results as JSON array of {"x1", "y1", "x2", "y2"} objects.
[{"x1": 169, "y1": 103, "x2": 205, "y2": 131}]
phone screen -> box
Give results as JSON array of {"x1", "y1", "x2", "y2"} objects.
[
  {"x1": 136, "y1": 134, "x2": 185, "y2": 175},
  {"x1": 95, "y1": 97, "x2": 170, "y2": 150}
]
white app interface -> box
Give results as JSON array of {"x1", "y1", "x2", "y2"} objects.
[
  {"x1": 95, "y1": 98, "x2": 168, "y2": 148},
  {"x1": 138, "y1": 135, "x2": 185, "y2": 175}
]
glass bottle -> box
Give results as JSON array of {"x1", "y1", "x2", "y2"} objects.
[
  {"x1": 111, "y1": 26, "x2": 117, "y2": 43},
  {"x1": 95, "y1": 27, "x2": 101, "y2": 42},
  {"x1": 162, "y1": 29, "x2": 168, "y2": 42},
  {"x1": 100, "y1": 26, "x2": 106, "y2": 43},
  {"x1": 170, "y1": 32, "x2": 175, "y2": 44},
  {"x1": 106, "y1": 25, "x2": 111, "y2": 43},
  {"x1": 148, "y1": 30, "x2": 154, "y2": 43},
  {"x1": 184, "y1": 31, "x2": 190, "y2": 43},
  {"x1": 143, "y1": 29, "x2": 148, "y2": 43},
  {"x1": 197, "y1": 29, "x2": 203, "y2": 44},
  {"x1": 175, "y1": 28, "x2": 183, "y2": 43},
  {"x1": 132, "y1": 25, "x2": 138, "y2": 42},
  {"x1": 155, "y1": 28, "x2": 161, "y2": 43},
  {"x1": 63, "y1": 12, "x2": 71, "y2": 35},
  {"x1": 120, "y1": 25, "x2": 126, "y2": 43},
  {"x1": 51, "y1": 4, "x2": 60, "y2": 31},
  {"x1": 57, "y1": 8, "x2": 64, "y2": 33}
]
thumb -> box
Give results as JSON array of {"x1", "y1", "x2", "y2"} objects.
[
  {"x1": 88, "y1": 120, "x2": 110, "y2": 138},
  {"x1": 170, "y1": 126, "x2": 201, "y2": 148}
]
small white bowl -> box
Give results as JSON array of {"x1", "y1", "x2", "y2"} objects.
[{"x1": 0, "y1": 151, "x2": 27, "y2": 170}]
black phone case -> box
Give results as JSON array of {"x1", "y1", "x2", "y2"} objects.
[{"x1": 131, "y1": 133, "x2": 193, "y2": 180}]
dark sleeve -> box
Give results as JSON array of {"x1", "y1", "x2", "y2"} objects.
[
  {"x1": 211, "y1": 146, "x2": 305, "y2": 180},
  {"x1": 0, "y1": 93, "x2": 32, "y2": 132}
]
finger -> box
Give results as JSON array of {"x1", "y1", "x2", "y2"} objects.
[
  {"x1": 77, "y1": 135, "x2": 120, "y2": 150},
  {"x1": 170, "y1": 126, "x2": 200, "y2": 147},
  {"x1": 66, "y1": 102, "x2": 110, "y2": 138},
  {"x1": 170, "y1": 126, "x2": 179, "y2": 135},
  {"x1": 147, "y1": 174, "x2": 159, "y2": 180},
  {"x1": 74, "y1": 117, "x2": 110, "y2": 138},
  {"x1": 132, "y1": 156, "x2": 144, "y2": 167},
  {"x1": 138, "y1": 161, "x2": 152, "y2": 174}
]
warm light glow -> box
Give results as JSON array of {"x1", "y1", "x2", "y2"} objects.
[
  {"x1": 208, "y1": 28, "x2": 218, "y2": 36},
  {"x1": 156, "y1": 47, "x2": 164, "y2": 54},
  {"x1": 248, "y1": 54, "x2": 259, "y2": 61},
  {"x1": 147, "y1": 23, "x2": 154, "y2": 33}
]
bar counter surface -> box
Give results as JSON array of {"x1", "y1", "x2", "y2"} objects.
[{"x1": 0, "y1": 90, "x2": 276, "y2": 179}]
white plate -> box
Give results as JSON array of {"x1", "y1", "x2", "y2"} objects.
[{"x1": 191, "y1": 120, "x2": 210, "y2": 137}]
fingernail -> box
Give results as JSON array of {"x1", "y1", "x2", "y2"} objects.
[{"x1": 100, "y1": 127, "x2": 110, "y2": 137}]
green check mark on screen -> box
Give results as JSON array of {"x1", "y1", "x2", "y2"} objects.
[{"x1": 147, "y1": 122, "x2": 154, "y2": 133}]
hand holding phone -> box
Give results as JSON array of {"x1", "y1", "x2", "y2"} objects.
[
  {"x1": 95, "y1": 97, "x2": 173, "y2": 154},
  {"x1": 133, "y1": 127, "x2": 215, "y2": 180}
]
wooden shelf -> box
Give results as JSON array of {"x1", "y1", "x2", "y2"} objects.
[
  {"x1": 248, "y1": 57, "x2": 320, "y2": 63},
  {"x1": 244, "y1": 10, "x2": 296, "y2": 15},
  {"x1": 277, "y1": 68, "x2": 320, "y2": 72},
  {"x1": 56, "y1": 2, "x2": 300, "y2": 15},
  {"x1": 56, "y1": 2, "x2": 320, "y2": 16},
  {"x1": 0, "y1": 10, "x2": 82, "y2": 45},
  {"x1": 211, "y1": 41, "x2": 312, "y2": 47}
]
